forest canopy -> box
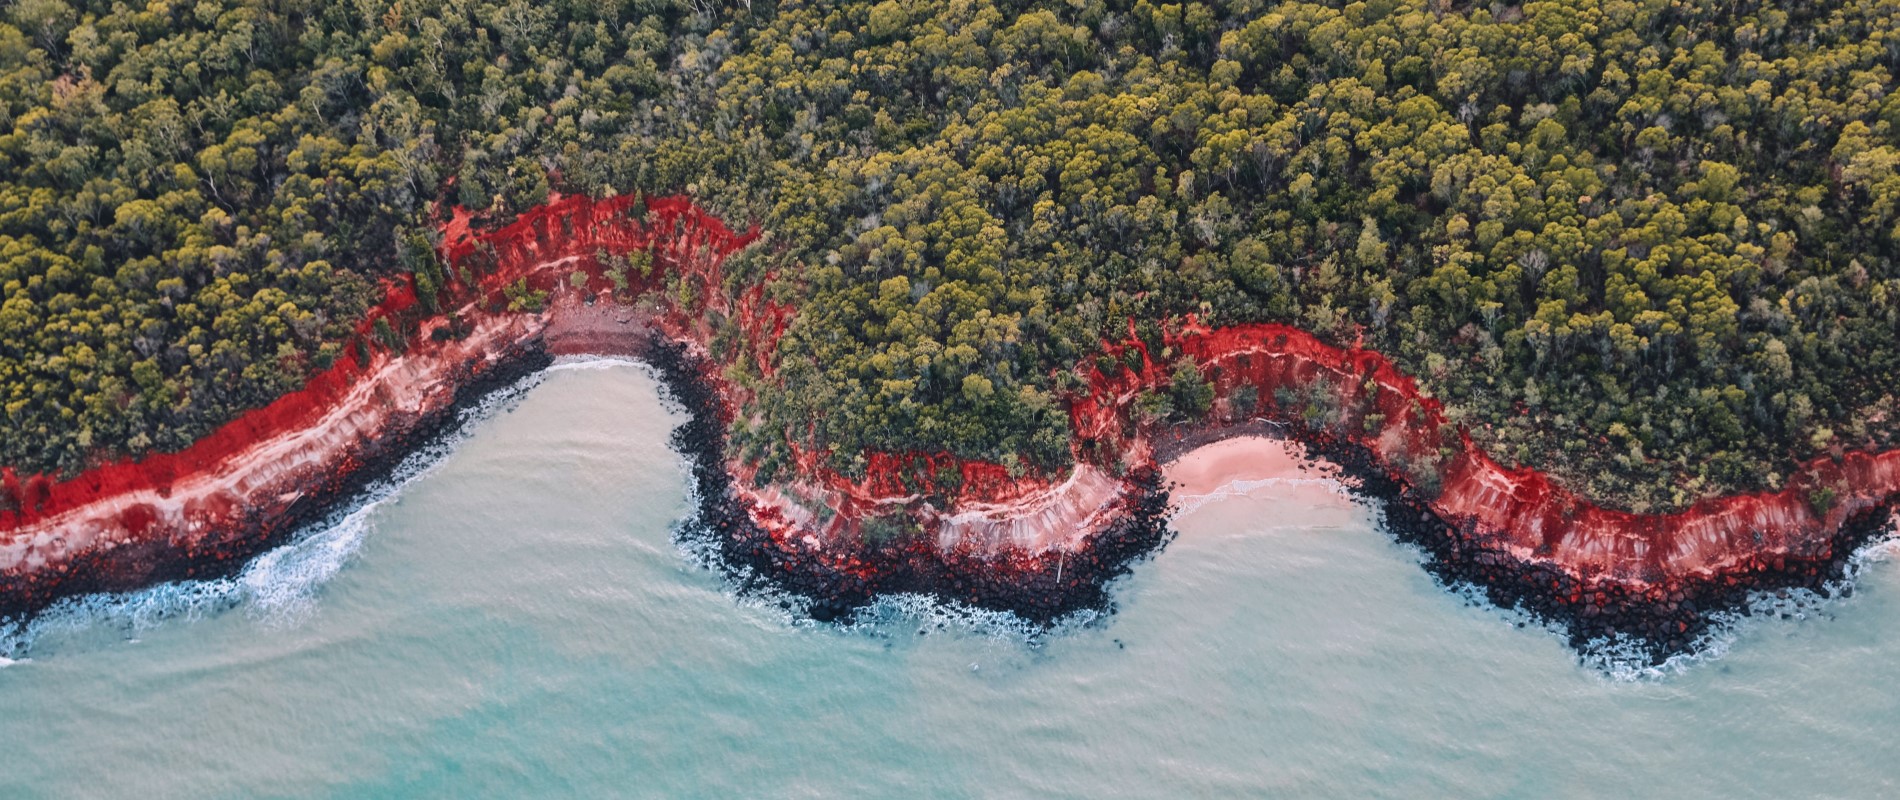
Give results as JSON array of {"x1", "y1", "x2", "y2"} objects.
[{"x1": 2, "y1": 0, "x2": 1898, "y2": 511}]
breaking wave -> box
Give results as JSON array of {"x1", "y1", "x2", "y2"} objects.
[
  {"x1": 668, "y1": 466, "x2": 1103, "y2": 648},
  {"x1": 1425, "y1": 511, "x2": 1900, "y2": 682},
  {"x1": 1185, "y1": 473, "x2": 1900, "y2": 680},
  {"x1": 1575, "y1": 519, "x2": 1900, "y2": 682},
  {"x1": 0, "y1": 372, "x2": 551, "y2": 660},
  {"x1": 842, "y1": 592, "x2": 1101, "y2": 644}
]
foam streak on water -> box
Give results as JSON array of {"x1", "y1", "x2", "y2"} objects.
[
  {"x1": 0, "y1": 372, "x2": 551, "y2": 660},
  {"x1": 1422, "y1": 512, "x2": 1900, "y2": 682},
  {"x1": 669, "y1": 461, "x2": 1105, "y2": 647},
  {"x1": 1578, "y1": 517, "x2": 1900, "y2": 681},
  {"x1": 7, "y1": 364, "x2": 1900, "y2": 798},
  {"x1": 0, "y1": 356, "x2": 1892, "y2": 678},
  {"x1": 1171, "y1": 467, "x2": 1900, "y2": 682}
]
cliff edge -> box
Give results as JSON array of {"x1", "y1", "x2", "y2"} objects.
[{"x1": 3, "y1": 195, "x2": 1894, "y2": 664}]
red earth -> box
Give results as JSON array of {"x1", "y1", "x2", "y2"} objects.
[{"x1": 2, "y1": 193, "x2": 1895, "y2": 634}]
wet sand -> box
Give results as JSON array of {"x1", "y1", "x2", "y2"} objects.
[{"x1": 1162, "y1": 435, "x2": 1350, "y2": 505}]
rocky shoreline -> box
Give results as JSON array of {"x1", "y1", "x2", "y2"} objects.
[
  {"x1": 8, "y1": 321, "x2": 1887, "y2": 664},
  {"x1": 649, "y1": 333, "x2": 1175, "y2": 626},
  {"x1": 3, "y1": 193, "x2": 1897, "y2": 666},
  {"x1": 0, "y1": 338, "x2": 555, "y2": 621},
  {"x1": 0, "y1": 323, "x2": 1175, "y2": 637},
  {"x1": 1290, "y1": 426, "x2": 1896, "y2": 665}
]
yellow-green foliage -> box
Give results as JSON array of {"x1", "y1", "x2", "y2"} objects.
[{"x1": 2, "y1": 0, "x2": 1898, "y2": 511}]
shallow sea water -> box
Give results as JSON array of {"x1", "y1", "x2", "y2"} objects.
[{"x1": 2, "y1": 363, "x2": 1897, "y2": 798}]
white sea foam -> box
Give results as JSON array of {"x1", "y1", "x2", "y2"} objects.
[
  {"x1": 0, "y1": 372, "x2": 549, "y2": 660},
  {"x1": 671, "y1": 468, "x2": 1104, "y2": 645},
  {"x1": 842, "y1": 593, "x2": 1078, "y2": 644},
  {"x1": 667, "y1": 457, "x2": 802, "y2": 615},
  {"x1": 1579, "y1": 523, "x2": 1900, "y2": 682},
  {"x1": 548, "y1": 354, "x2": 650, "y2": 372},
  {"x1": 670, "y1": 511, "x2": 814, "y2": 629},
  {"x1": 687, "y1": 450, "x2": 1898, "y2": 672},
  {"x1": 10, "y1": 347, "x2": 1886, "y2": 674},
  {"x1": 1443, "y1": 513, "x2": 1900, "y2": 682}
]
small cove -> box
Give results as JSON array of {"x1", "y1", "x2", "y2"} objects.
[{"x1": 2, "y1": 363, "x2": 1897, "y2": 798}]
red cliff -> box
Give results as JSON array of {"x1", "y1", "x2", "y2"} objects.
[{"x1": 2, "y1": 194, "x2": 1894, "y2": 661}]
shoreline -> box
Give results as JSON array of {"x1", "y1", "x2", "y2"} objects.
[
  {"x1": 7, "y1": 356, "x2": 1888, "y2": 666},
  {"x1": 2, "y1": 193, "x2": 1897, "y2": 665},
  {"x1": 647, "y1": 334, "x2": 1173, "y2": 626},
  {"x1": 0, "y1": 338, "x2": 557, "y2": 620},
  {"x1": 1165, "y1": 433, "x2": 1898, "y2": 662},
  {"x1": 1162, "y1": 435, "x2": 1344, "y2": 500},
  {"x1": 1300, "y1": 424, "x2": 1896, "y2": 662}
]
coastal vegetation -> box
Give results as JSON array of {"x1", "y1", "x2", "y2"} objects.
[{"x1": 2, "y1": 0, "x2": 1898, "y2": 512}]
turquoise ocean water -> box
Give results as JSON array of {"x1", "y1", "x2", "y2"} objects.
[{"x1": 1, "y1": 362, "x2": 1897, "y2": 798}]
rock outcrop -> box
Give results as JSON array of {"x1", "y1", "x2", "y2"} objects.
[{"x1": 2, "y1": 194, "x2": 1894, "y2": 663}]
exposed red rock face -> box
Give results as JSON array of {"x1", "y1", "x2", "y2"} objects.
[
  {"x1": 0, "y1": 194, "x2": 762, "y2": 610},
  {"x1": 2, "y1": 194, "x2": 1895, "y2": 663},
  {"x1": 1083, "y1": 318, "x2": 1900, "y2": 589}
]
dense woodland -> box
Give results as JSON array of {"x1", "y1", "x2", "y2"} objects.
[{"x1": 3, "y1": 0, "x2": 1899, "y2": 511}]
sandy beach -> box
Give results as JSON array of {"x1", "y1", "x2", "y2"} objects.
[{"x1": 1162, "y1": 435, "x2": 1353, "y2": 514}]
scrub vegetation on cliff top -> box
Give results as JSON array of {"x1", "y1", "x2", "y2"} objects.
[{"x1": 1, "y1": 0, "x2": 1898, "y2": 511}]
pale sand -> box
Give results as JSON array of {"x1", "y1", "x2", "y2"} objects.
[{"x1": 1162, "y1": 436, "x2": 1353, "y2": 513}]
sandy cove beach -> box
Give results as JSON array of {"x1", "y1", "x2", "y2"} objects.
[{"x1": 1163, "y1": 436, "x2": 1352, "y2": 510}]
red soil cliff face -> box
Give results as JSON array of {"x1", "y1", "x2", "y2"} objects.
[
  {"x1": 0, "y1": 194, "x2": 762, "y2": 604},
  {"x1": 1, "y1": 194, "x2": 1896, "y2": 621},
  {"x1": 1074, "y1": 318, "x2": 1900, "y2": 588}
]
